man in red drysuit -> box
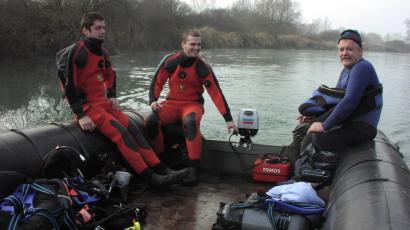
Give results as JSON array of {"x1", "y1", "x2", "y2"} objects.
[
  {"x1": 57, "y1": 12, "x2": 187, "y2": 188},
  {"x1": 146, "y1": 30, "x2": 238, "y2": 186}
]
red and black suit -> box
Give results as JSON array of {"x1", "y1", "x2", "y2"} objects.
[
  {"x1": 61, "y1": 38, "x2": 161, "y2": 174},
  {"x1": 147, "y1": 51, "x2": 233, "y2": 160}
]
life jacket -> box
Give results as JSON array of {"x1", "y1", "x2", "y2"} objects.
[
  {"x1": 298, "y1": 84, "x2": 383, "y2": 117},
  {"x1": 0, "y1": 179, "x2": 77, "y2": 230}
]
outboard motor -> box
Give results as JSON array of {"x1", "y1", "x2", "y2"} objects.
[
  {"x1": 237, "y1": 108, "x2": 259, "y2": 148},
  {"x1": 235, "y1": 109, "x2": 291, "y2": 183}
]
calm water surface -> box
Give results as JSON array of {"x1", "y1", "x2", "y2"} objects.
[{"x1": 1, "y1": 49, "x2": 409, "y2": 166}]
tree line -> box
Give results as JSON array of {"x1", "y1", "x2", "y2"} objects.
[{"x1": 1, "y1": 0, "x2": 409, "y2": 60}]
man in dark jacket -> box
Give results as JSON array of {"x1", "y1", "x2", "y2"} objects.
[{"x1": 300, "y1": 29, "x2": 383, "y2": 153}]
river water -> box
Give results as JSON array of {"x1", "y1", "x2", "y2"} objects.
[{"x1": 1, "y1": 49, "x2": 409, "y2": 166}]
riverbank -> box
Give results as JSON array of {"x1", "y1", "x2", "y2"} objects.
[
  {"x1": 1, "y1": 0, "x2": 409, "y2": 60},
  {"x1": 197, "y1": 27, "x2": 410, "y2": 53}
]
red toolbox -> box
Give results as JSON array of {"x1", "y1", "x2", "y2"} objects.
[{"x1": 252, "y1": 155, "x2": 291, "y2": 183}]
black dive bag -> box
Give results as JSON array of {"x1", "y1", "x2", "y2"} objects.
[
  {"x1": 294, "y1": 144, "x2": 339, "y2": 184},
  {"x1": 212, "y1": 202, "x2": 323, "y2": 230}
]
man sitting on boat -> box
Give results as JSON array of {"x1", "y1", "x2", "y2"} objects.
[
  {"x1": 145, "y1": 30, "x2": 239, "y2": 186},
  {"x1": 56, "y1": 12, "x2": 188, "y2": 188},
  {"x1": 292, "y1": 29, "x2": 383, "y2": 166}
]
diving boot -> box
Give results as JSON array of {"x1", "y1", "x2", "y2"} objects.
[
  {"x1": 181, "y1": 160, "x2": 200, "y2": 186},
  {"x1": 153, "y1": 163, "x2": 190, "y2": 176},
  {"x1": 140, "y1": 168, "x2": 187, "y2": 188}
]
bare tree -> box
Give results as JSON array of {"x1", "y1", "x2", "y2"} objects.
[
  {"x1": 231, "y1": 0, "x2": 254, "y2": 11},
  {"x1": 363, "y1": 32, "x2": 384, "y2": 46},
  {"x1": 229, "y1": 0, "x2": 266, "y2": 33},
  {"x1": 190, "y1": 0, "x2": 216, "y2": 12},
  {"x1": 298, "y1": 18, "x2": 321, "y2": 36},
  {"x1": 133, "y1": 0, "x2": 189, "y2": 49},
  {"x1": 254, "y1": 0, "x2": 300, "y2": 36},
  {"x1": 384, "y1": 32, "x2": 404, "y2": 42},
  {"x1": 321, "y1": 17, "x2": 332, "y2": 32},
  {"x1": 1, "y1": 0, "x2": 408, "y2": 58}
]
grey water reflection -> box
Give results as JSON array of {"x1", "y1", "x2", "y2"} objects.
[
  {"x1": 116, "y1": 66, "x2": 155, "y2": 110},
  {"x1": 0, "y1": 58, "x2": 72, "y2": 130},
  {"x1": 0, "y1": 87, "x2": 71, "y2": 129},
  {"x1": 1, "y1": 50, "x2": 409, "y2": 166}
]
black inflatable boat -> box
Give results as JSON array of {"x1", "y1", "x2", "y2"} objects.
[{"x1": 0, "y1": 112, "x2": 409, "y2": 230}]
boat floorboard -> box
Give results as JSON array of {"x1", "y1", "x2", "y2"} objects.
[{"x1": 129, "y1": 172, "x2": 271, "y2": 230}]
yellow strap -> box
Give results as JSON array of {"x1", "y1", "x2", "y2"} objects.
[{"x1": 124, "y1": 221, "x2": 141, "y2": 230}]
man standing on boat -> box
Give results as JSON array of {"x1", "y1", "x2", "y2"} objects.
[
  {"x1": 146, "y1": 30, "x2": 238, "y2": 186},
  {"x1": 298, "y1": 29, "x2": 383, "y2": 154},
  {"x1": 56, "y1": 12, "x2": 188, "y2": 188}
]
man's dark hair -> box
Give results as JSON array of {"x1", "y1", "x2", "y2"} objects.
[
  {"x1": 182, "y1": 30, "x2": 200, "y2": 43},
  {"x1": 80, "y1": 12, "x2": 105, "y2": 31}
]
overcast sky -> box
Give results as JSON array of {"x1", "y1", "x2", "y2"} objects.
[{"x1": 187, "y1": 0, "x2": 410, "y2": 37}]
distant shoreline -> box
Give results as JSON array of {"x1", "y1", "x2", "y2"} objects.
[{"x1": 2, "y1": 0, "x2": 409, "y2": 59}]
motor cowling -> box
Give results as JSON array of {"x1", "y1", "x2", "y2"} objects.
[{"x1": 237, "y1": 109, "x2": 259, "y2": 146}]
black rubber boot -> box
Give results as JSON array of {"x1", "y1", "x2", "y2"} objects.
[
  {"x1": 140, "y1": 168, "x2": 187, "y2": 188},
  {"x1": 181, "y1": 160, "x2": 200, "y2": 186},
  {"x1": 152, "y1": 163, "x2": 190, "y2": 176}
]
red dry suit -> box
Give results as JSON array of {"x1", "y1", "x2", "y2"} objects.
[
  {"x1": 147, "y1": 51, "x2": 233, "y2": 160},
  {"x1": 61, "y1": 38, "x2": 160, "y2": 174}
]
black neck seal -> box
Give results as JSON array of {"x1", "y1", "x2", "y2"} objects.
[
  {"x1": 179, "y1": 52, "x2": 196, "y2": 68},
  {"x1": 84, "y1": 37, "x2": 104, "y2": 56}
]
